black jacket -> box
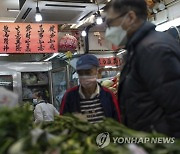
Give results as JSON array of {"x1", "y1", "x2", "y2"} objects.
[{"x1": 118, "y1": 21, "x2": 180, "y2": 137}]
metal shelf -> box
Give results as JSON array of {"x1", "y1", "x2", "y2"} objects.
[
  {"x1": 23, "y1": 98, "x2": 32, "y2": 100},
  {"x1": 24, "y1": 83, "x2": 48, "y2": 87}
]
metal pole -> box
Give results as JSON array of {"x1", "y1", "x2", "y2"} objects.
[
  {"x1": 48, "y1": 71, "x2": 54, "y2": 105},
  {"x1": 66, "y1": 64, "x2": 70, "y2": 89},
  {"x1": 84, "y1": 23, "x2": 96, "y2": 54}
]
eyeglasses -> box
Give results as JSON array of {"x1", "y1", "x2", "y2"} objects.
[{"x1": 106, "y1": 13, "x2": 127, "y2": 28}]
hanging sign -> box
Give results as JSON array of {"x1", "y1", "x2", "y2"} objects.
[
  {"x1": 0, "y1": 23, "x2": 58, "y2": 53},
  {"x1": 98, "y1": 57, "x2": 122, "y2": 67}
]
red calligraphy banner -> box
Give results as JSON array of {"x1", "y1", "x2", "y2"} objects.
[
  {"x1": 0, "y1": 23, "x2": 58, "y2": 53},
  {"x1": 98, "y1": 57, "x2": 122, "y2": 67}
]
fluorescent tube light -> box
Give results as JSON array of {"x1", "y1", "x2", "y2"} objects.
[
  {"x1": 155, "y1": 17, "x2": 180, "y2": 32},
  {"x1": 7, "y1": 8, "x2": 20, "y2": 12},
  {"x1": 44, "y1": 53, "x2": 59, "y2": 61},
  {"x1": 117, "y1": 50, "x2": 126, "y2": 55},
  {"x1": 0, "y1": 20, "x2": 14, "y2": 23},
  {"x1": 0, "y1": 54, "x2": 9, "y2": 56}
]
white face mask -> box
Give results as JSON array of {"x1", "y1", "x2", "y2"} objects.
[
  {"x1": 105, "y1": 15, "x2": 128, "y2": 46},
  {"x1": 105, "y1": 26, "x2": 127, "y2": 46},
  {"x1": 79, "y1": 75, "x2": 97, "y2": 89},
  {"x1": 33, "y1": 99, "x2": 38, "y2": 105}
]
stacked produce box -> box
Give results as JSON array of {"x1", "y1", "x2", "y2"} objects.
[{"x1": 101, "y1": 74, "x2": 120, "y2": 96}]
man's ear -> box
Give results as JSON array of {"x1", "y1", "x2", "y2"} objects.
[
  {"x1": 96, "y1": 67, "x2": 99, "y2": 73},
  {"x1": 126, "y1": 10, "x2": 137, "y2": 25}
]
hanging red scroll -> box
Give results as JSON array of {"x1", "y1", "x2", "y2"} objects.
[
  {"x1": 0, "y1": 23, "x2": 58, "y2": 53},
  {"x1": 98, "y1": 57, "x2": 122, "y2": 67}
]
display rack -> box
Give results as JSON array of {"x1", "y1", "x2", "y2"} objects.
[
  {"x1": 0, "y1": 75, "x2": 13, "y2": 91},
  {"x1": 0, "y1": 62, "x2": 52, "y2": 104},
  {"x1": 51, "y1": 66, "x2": 69, "y2": 110},
  {"x1": 22, "y1": 72, "x2": 49, "y2": 102}
]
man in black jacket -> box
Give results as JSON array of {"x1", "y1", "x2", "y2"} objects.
[{"x1": 105, "y1": 0, "x2": 180, "y2": 137}]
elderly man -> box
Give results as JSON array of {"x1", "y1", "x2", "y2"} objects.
[
  {"x1": 60, "y1": 54, "x2": 121, "y2": 124},
  {"x1": 105, "y1": 0, "x2": 180, "y2": 137}
]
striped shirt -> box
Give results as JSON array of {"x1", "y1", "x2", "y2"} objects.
[{"x1": 79, "y1": 84, "x2": 105, "y2": 124}]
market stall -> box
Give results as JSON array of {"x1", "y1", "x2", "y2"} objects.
[{"x1": 0, "y1": 0, "x2": 180, "y2": 153}]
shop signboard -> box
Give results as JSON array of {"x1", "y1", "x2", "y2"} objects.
[
  {"x1": 0, "y1": 23, "x2": 58, "y2": 53},
  {"x1": 98, "y1": 57, "x2": 122, "y2": 67}
]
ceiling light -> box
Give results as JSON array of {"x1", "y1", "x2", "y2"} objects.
[
  {"x1": 96, "y1": 16, "x2": 103, "y2": 25},
  {"x1": 81, "y1": 30, "x2": 87, "y2": 37},
  {"x1": 95, "y1": 10, "x2": 103, "y2": 25},
  {"x1": 35, "y1": 7, "x2": 42, "y2": 22},
  {"x1": 155, "y1": 17, "x2": 180, "y2": 32},
  {"x1": 152, "y1": 8, "x2": 158, "y2": 14},
  {"x1": 158, "y1": 3, "x2": 165, "y2": 11},
  {"x1": 94, "y1": 0, "x2": 103, "y2": 25},
  {"x1": 152, "y1": 2, "x2": 166, "y2": 14},
  {"x1": 35, "y1": 0, "x2": 42, "y2": 22}
]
